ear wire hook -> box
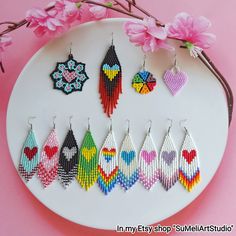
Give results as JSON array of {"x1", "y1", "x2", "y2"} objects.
[
  {"x1": 28, "y1": 116, "x2": 36, "y2": 130},
  {"x1": 53, "y1": 116, "x2": 56, "y2": 129},
  {"x1": 69, "y1": 116, "x2": 73, "y2": 130},
  {"x1": 109, "y1": 118, "x2": 113, "y2": 131},
  {"x1": 148, "y1": 120, "x2": 152, "y2": 133},
  {"x1": 88, "y1": 117, "x2": 90, "y2": 131},
  {"x1": 111, "y1": 32, "x2": 114, "y2": 45},
  {"x1": 126, "y1": 119, "x2": 130, "y2": 133},
  {"x1": 179, "y1": 119, "x2": 188, "y2": 133},
  {"x1": 167, "y1": 118, "x2": 173, "y2": 133},
  {"x1": 142, "y1": 54, "x2": 147, "y2": 71}
]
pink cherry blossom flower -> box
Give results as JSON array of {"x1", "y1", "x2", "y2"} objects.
[
  {"x1": 88, "y1": 0, "x2": 109, "y2": 20},
  {"x1": 168, "y1": 12, "x2": 216, "y2": 57},
  {"x1": 124, "y1": 17, "x2": 173, "y2": 52},
  {"x1": 26, "y1": 7, "x2": 65, "y2": 37},
  {"x1": 55, "y1": 0, "x2": 81, "y2": 24}
]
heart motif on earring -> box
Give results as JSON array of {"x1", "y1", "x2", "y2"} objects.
[
  {"x1": 24, "y1": 147, "x2": 38, "y2": 161},
  {"x1": 102, "y1": 64, "x2": 120, "y2": 81},
  {"x1": 63, "y1": 147, "x2": 77, "y2": 161},
  {"x1": 163, "y1": 69, "x2": 188, "y2": 96},
  {"x1": 62, "y1": 70, "x2": 77, "y2": 83}
]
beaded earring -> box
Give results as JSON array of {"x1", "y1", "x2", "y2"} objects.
[
  {"x1": 38, "y1": 116, "x2": 60, "y2": 188},
  {"x1": 159, "y1": 119, "x2": 178, "y2": 191},
  {"x1": 99, "y1": 33, "x2": 122, "y2": 117},
  {"x1": 118, "y1": 120, "x2": 139, "y2": 191},
  {"x1": 132, "y1": 55, "x2": 157, "y2": 94},
  {"x1": 163, "y1": 54, "x2": 188, "y2": 96},
  {"x1": 179, "y1": 121, "x2": 200, "y2": 192},
  {"x1": 77, "y1": 118, "x2": 98, "y2": 190},
  {"x1": 97, "y1": 119, "x2": 119, "y2": 195},
  {"x1": 18, "y1": 117, "x2": 40, "y2": 182},
  {"x1": 50, "y1": 44, "x2": 89, "y2": 95},
  {"x1": 139, "y1": 121, "x2": 159, "y2": 190},
  {"x1": 58, "y1": 116, "x2": 79, "y2": 188}
]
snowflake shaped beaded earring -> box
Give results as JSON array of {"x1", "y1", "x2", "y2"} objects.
[{"x1": 50, "y1": 44, "x2": 89, "y2": 95}]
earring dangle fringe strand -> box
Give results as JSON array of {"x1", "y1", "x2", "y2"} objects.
[
  {"x1": 18, "y1": 120, "x2": 40, "y2": 182},
  {"x1": 159, "y1": 124, "x2": 178, "y2": 191},
  {"x1": 139, "y1": 124, "x2": 159, "y2": 190},
  {"x1": 97, "y1": 126, "x2": 119, "y2": 195},
  {"x1": 77, "y1": 126, "x2": 98, "y2": 190},
  {"x1": 38, "y1": 128, "x2": 60, "y2": 188},
  {"x1": 118, "y1": 130, "x2": 139, "y2": 191},
  {"x1": 99, "y1": 42, "x2": 122, "y2": 117},
  {"x1": 58, "y1": 123, "x2": 79, "y2": 188},
  {"x1": 179, "y1": 127, "x2": 200, "y2": 192}
]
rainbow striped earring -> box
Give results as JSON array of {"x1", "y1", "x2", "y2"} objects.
[{"x1": 97, "y1": 119, "x2": 119, "y2": 195}]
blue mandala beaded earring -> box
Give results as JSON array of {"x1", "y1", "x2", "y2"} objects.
[{"x1": 50, "y1": 44, "x2": 89, "y2": 95}]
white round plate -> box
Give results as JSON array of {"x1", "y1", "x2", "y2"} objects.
[{"x1": 7, "y1": 18, "x2": 228, "y2": 230}]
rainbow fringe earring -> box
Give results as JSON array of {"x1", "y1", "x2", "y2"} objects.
[
  {"x1": 159, "y1": 119, "x2": 179, "y2": 191},
  {"x1": 98, "y1": 119, "x2": 119, "y2": 195},
  {"x1": 179, "y1": 121, "x2": 200, "y2": 192},
  {"x1": 58, "y1": 116, "x2": 79, "y2": 188},
  {"x1": 132, "y1": 55, "x2": 157, "y2": 94},
  {"x1": 99, "y1": 33, "x2": 122, "y2": 117},
  {"x1": 139, "y1": 121, "x2": 159, "y2": 190},
  {"x1": 77, "y1": 118, "x2": 98, "y2": 190},
  {"x1": 19, "y1": 117, "x2": 40, "y2": 182},
  {"x1": 38, "y1": 116, "x2": 60, "y2": 188},
  {"x1": 163, "y1": 54, "x2": 188, "y2": 96},
  {"x1": 118, "y1": 120, "x2": 139, "y2": 191}
]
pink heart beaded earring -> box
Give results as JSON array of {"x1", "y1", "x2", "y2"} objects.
[{"x1": 163, "y1": 53, "x2": 188, "y2": 96}]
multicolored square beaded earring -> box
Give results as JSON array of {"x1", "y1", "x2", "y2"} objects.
[
  {"x1": 99, "y1": 34, "x2": 122, "y2": 117},
  {"x1": 50, "y1": 44, "x2": 89, "y2": 95},
  {"x1": 18, "y1": 117, "x2": 40, "y2": 182}
]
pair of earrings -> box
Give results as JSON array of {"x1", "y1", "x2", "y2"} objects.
[
  {"x1": 132, "y1": 54, "x2": 188, "y2": 96},
  {"x1": 159, "y1": 120, "x2": 200, "y2": 192},
  {"x1": 19, "y1": 117, "x2": 60, "y2": 187}
]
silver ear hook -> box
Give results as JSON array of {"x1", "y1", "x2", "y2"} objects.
[
  {"x1": 142, "y1": 54, "x2": 147, "y2": 71},
  {"x1": 28, "y1": 116, "x2": 36, "y2": 130},
  {"x1": 88, "y1": 117, "x2": 90, "y2": 131},
  {"x1": 179, "y1": 119, "x2": 188, "y2": 133},
  {"x1": 148, "y1": 120, "x2": 152, "y2": 134},
  {"x1": 126, "y1": 119, "x2": 130, "y2": 133},
  {"x1": 69, "y1": 116, "x2": 73, "y2": 130},
  {"x1": 53, "y1": 116, "x2": 56, "y2": 129},
  {"x1": 111, "y1": 32, "x2": 114, "y2": 45},
  {"x1": 167, "y1": 118, "x2": 173, "y2": 133},
  {"x1": 69, "y1": 42, "x2": 72, "y2": 55},
  {"x1": 109, "y1": 118, "x2": 113, "y2": 131}
]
